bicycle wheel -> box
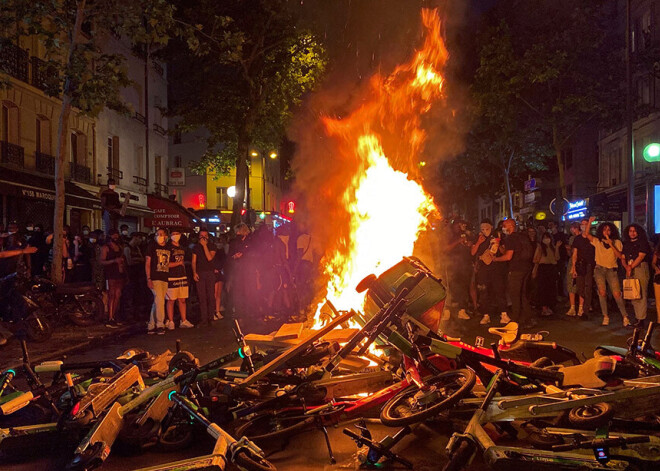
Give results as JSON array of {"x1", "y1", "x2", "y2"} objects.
[
  {"x1": 442, "y1": 439, "x2": 475, "y2": 471},
  {"x1": 234, "y1": 409, "x2": 317, "y2": 443},
  {"x1": 234, "y1": 450, "x2": 277, "y2": 471},
  {"x1": 380, "y1": 369, "x2": 476, "y2": 427}
]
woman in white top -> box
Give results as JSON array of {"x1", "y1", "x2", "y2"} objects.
[{"x1": 584, "y1": 217, "x2": 630, "y2": 326}]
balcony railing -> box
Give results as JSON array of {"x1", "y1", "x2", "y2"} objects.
[
  {"x1": 133, "y1": 175, "x2": 147, "y2": 187},
  {"x1": 0, "y1": 43, "x2": 29, "y2": 83},
  {"x1": 153, "y1": 123, "x2": 166, "y2": 136},
  {"x1": 153, "y1": 183, "x2": 168, "y2": 195},
  {"x1": 133, "y1": 112, "x2": 146, "y2": 124},
  {"x1": 35, "y1": 152, "x2": 55, "y2": 175},
  {"x1": 69, "y1": 162, "x2": 91, "y2": 184},
  {"x1": 0, "y1": 141, "x2": 25, "y2": 167},
  {"x1": 30, "y1": 56, "x2": 58, "y2": 93},
  {"x1": 107, "y1": 167, "x2": 123, "y2": 180}
]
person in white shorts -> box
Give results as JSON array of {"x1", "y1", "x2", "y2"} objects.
[{"x1": 166, "y1": 230, "x2": 193, "y2": 329}]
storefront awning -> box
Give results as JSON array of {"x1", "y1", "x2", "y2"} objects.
[
  {"x1": 0, "y1": 167, "x2": 98, "y2": 209},
  {"x1": 145, "y1": 194, "x2": 202, "y2": 231}
]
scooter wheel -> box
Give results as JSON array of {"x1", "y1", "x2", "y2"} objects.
[
  {"x1": 568, "y1": 402, "x2": 614, "y2": 429},
  {"x1": 116, "y1": 414, "x2": 161, "y2": 453},
  {"x1": 168, "y1": 351, "x2": 199, "y2": 373},
  {"x1": 25, "y1": 310, "x2": 52, "y2": 343},
  {"x1": 380, "y1": 369, "x2": 476, "y2": 427},
  {"x1": 234, "y1": 450, "x2": 277, "y2": 471},
  {"x1": 157, "y1": 423, "x2": 194, "y2": 451}
]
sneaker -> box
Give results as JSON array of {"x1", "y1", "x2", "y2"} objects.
[
  {"x1": 458, "y1": 309, "x2": 470, "y2": 320},
  {"x1": 442, "y1": 309, "x2": 451, "y2": 321},
  {"x1": 566, "y1": 307, "x2": 576, "y2": 317},
  {"x1": 601, "y1": 316, "x2": 610, "y2": 326},
  {"x1": 480, "y1": 314, "x2": 491, "y2": 325},
  {"x1": 165, "y1": 320, "x2": 175, "y2": 330},
  {"x1": 577, "y1": 306, "x2": 584, "y2": 317},
  {"x1": 147, "y1": 327, "x2": 156, "y2": 335},
  {"x1": 180, "y1": 320, "x2": 194, "y2": 329},
  {"x1": 500, "y1": 312, "x2": 511, "y2": 324},
  {"x1": 540, "y1": 307, "x2": 553, "y2": 317},
  {"x1": 105, "y1": 320, "x2": 119, "y2": 329},
  {"x1": 156, "y1": 327, "x2": 166, "y2": 335},
  {"x1": 623, "y1": 316, "x2": 631, "y2": 327},
  {"x1": 214, "y1": 312, "x2": 224, "y2": 320}
]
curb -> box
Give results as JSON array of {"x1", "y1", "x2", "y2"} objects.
[{"x1": 2, "y1": 323, "x2": 144, "y2": 372}]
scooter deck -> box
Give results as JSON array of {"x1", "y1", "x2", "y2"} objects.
[
  {"x1": 240, "y1": 310, "x2": 355, "y2": 386},
  {"x1": 132, "y1": 432, "x2": 229, "y2": 470}
]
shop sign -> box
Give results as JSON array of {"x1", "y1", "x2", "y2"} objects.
[
  {"x1": 562, "y1": 198, "x2": 589, "y2": 221},
  {"x1": 168, "y1": 168, "x2": 185, "y2": 186},
  {"x1": 118, "y1": 189, "x2": 148, "y2": 208},
  {"x1": 21, "y1": 188, "x2": 55, "y2": 201}
]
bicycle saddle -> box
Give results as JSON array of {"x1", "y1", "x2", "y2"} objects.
[
  {"x1": 488, "y1": 322, "x2": 519, "y2": 345},
  {"x1": 559, "y1": 356, "x2": 617, "y2": 389}
]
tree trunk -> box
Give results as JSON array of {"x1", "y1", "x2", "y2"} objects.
[
  {"x1": 553, "y1": 124, "x2": 567, "y2": 200},
  {"x1": 231, "y1": 131, "x2": 250, "y2": 227},
  {"x1": 503, "y1": 151, "x2": 515, "y2": 219},
  {"x1": 52, "y1": 0, "x2": 86, "y2": 284}
]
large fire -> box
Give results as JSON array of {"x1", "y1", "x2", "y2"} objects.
[{"x1": 315, "y1": 9, "x2": 448, "y2": 324}]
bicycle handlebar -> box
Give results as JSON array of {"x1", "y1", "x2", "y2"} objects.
[{"x1": 551, "y1": 435, "x2": 650, "y2": 452}]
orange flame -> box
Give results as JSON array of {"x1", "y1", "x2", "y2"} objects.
[{"x1": 315, "y1": 9, "x2": 448, "y2": 323}]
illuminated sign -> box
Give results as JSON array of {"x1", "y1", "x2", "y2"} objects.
[
  {"x1": 562, "y1": 198, "x2": 589, "y2": 221},
  {"x1": 287, "y1": 201, "x2": 295, "y2": 214}
]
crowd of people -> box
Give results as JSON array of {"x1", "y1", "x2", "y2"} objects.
[
  {"x1": 0, "y1": 219, "x2": 316, "y2": 335},
  {"x1": 440, "y1": 216, "x2": 660, "y2": 330}
]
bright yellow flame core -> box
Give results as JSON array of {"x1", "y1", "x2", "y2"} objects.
[{"x1": 320, "y1": 136, "x2": 435, "y2": 319}]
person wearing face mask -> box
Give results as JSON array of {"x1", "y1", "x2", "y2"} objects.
[
  {"x1": 621, "y1": 224, "x2": 651, "y2": 327},
  {"x1": 81, "y1": 225, "x2": 91, "y2": 241},
  {"x1": 570, "y1": 218, "x2": 596, "y2": 318},
  {"x1": 165, "y1": 230, "x2": 193, "y2": 329},
  {"x1": 472, "y1": 219, "x2": 502, "y2": 325},
  {"x1": 583, "y1": 216, "x2": 630, "y2": 326},
  {"x1": 120, "y1": 224, "x2": 131, "y2": 244},
  {"x1": 145, "y1": 229, "x2": 170, "y2": 334},
  {"x1": 532, "y1": 232, "x2": 560, "y2": 317},
  {"x1": 100, "y1": 178, "x2": 122, "y2": 235}
]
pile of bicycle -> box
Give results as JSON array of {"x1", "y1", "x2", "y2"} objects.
[{"x1": 2, "y1": 256, "x2": 660, "y2": 470}]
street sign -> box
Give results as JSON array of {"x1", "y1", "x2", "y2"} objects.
[
  {"x1": 524, "y1": 178, "x2": 538, "y2": 192},
  {"x1": 168, "y1": 168, "x2": 185, "y2": 186}
]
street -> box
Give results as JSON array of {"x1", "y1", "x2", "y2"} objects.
[{"x1": 0, "y1": 306, "x2": 640, "y2": 471}]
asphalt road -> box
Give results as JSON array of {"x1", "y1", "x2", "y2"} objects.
[{"x1": 0, "y1": 308, "x2": 648, "y2": 471}]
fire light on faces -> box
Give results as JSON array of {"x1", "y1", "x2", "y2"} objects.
[{"x1": 313, "y1": 9, "x2": 447, "y2": 327}]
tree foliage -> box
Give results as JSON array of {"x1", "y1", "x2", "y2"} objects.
[
  {"x1": 166, "y1": 0, "x2": 326, "y2": 225},
  {"x1": 447, "y1": 0, "x2": 623, "y2": 206},
  {"x1": 0, "y1": 0, "x2": 189, "y2": 282}
]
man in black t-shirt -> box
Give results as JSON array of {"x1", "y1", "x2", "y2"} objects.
[
  {"x1": 145, "y1": 228, "x2": 170, "y2": 334},
  {"x1": 192, "y1": 230, "x2": 217, "y2": 325},
  {"x1": 570, "y1": 218, "x2": 595, "y2": 317},
  {"x1": 494, "y1": 219, "x2": 534, "y2": 327},
  {"x1": 471, "y1": 219, "x2": 504, "y2": 325},
  {"x1": 166, "y1": 230, "x2": 193, "y2": 329}
]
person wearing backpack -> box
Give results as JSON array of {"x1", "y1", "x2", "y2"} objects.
[{"x1": 494, "y1": 219, "x2": 535, "y2": 328}]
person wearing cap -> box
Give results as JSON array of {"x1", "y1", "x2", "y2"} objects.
[{"x1": 166, "y1": 230, "x2": 193, "y2": 329}]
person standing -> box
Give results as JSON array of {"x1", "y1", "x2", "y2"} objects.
[
  {"x1": 145, "y1": 229, "x2": 169, "y2": 334},
  {"x1": 570, "y1": 219, "x2": 596, "y2": 318},
  {"x1": 494, "y1": 219, "x2": 534, "y2": 327},
  {"x1": 214, "y1": 234, "x2": 228, "y2": 319},
  {"x1": 565, "y1": 222, "x2": 581, "y2": 316},
  {"x1": 166, "y1": 230, "x2": 193, "y2": 329},
  {"x1": 123, "y1": 232, "x2": 145, "y2": 319},
  {"x1": 621, "y1": 224, "x2": 651, "y2": 326},
  {"x1": 584, "y1": 217, "x2": 630, "y2": 326},
  {"x1": 100, "y1": 229, "x2": 125, "y2": 328},
  {"x1": 532, "y1": 232, "x2": 560, "y2": 316},
  {"x1": 192, "y1": 230, "x2": 217, "y2": 326},
  {"x1": 472, "y1": 219, "x2": 501, "y2": 325},
  {"x1": 100, "y1": 179, "x2": 122, "y2": 235},
  {"x1": 651, "y1": 242, "x2": 660, "y2": 324}
]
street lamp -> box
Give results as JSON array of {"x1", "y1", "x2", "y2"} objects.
[{"x1": 643, "y1": 142, "x2": 660, "y2": 162}]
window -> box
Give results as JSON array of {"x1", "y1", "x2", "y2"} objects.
[
  {"x1": 1, "y1": 101, "x2": 19, "y2": 144},
  {"x1": 155, "y1": 155, "x2": 162, "y2": 184},
  {"x1": 174, "y1": 155, "x2": 182, "y2": 168},
  {"x1": 70, "y1": 132, "x2": 87, "y2": 165},
  {"x1": 107, "y1": 136, "x2": 119, "y2": 171},
  {"x1": 637, "y1": 75, "x2": 651, "y2": 105},
  {"x1": 135, "y1": 146, "x2": 143, "y2": 177},
  {"x1": 36, "y1": 116, "x2": 50, "y2": 154},
  {"x1": 217, "y1": 187, "x2": 229, "y2": 209}
]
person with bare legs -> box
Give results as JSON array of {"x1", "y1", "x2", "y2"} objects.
[
  {"x1": 100, "y1": 229, "x2": 125, "y2": 328},
  {"x1": 166, "y1": 230, "x2": 193, "y2": 329}
]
